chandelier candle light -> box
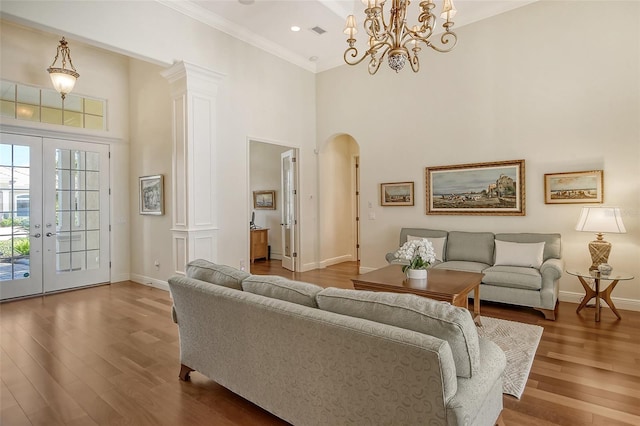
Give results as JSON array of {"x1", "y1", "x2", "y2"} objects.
[
  {"x1": 47, "y1": 37, "x2": 80, "y2": 99},
  {"x1": 394, "y1": 238, "x2": 436, "y2": 279},
  {"x1": 343, "y1": 0, "x2": 458, "y2": 74}
]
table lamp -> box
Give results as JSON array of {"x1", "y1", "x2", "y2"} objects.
[{"x1": 575, "y1": 207, "x2": 626, "y2": 270}]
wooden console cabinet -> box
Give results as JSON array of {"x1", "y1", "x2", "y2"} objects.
[{"x1": 250, "y1": 228, "x2": 269, "y2": 263}]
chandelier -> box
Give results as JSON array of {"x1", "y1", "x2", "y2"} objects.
[
  {"x1": 343, "y1": 0, "x2": 458, "y2": 74},
  {"x1": 47, "y1": 37, "x2": 80, "y2": 99}
]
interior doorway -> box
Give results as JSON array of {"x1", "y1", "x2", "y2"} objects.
[
  {"x1": 318, "y1": 134, "x2": 360, "y2": 268},
  {"x1": 248, "y1": 140, "x2": 299, "y2": 272}
]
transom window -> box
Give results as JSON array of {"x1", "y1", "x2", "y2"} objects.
[{"x1": 0, "y1": 80, "x2": 106, "y2": 130}]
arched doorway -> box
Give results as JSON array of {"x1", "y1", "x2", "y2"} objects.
[{"x1": 318, "y1": 134, "x2": 360, "y2": 267}]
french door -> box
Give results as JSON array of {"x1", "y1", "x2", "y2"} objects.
[
  {"x1": 0, "y1": 133, "x2": 110, "y2": 300},
  {"x1": 280, "y1": 149, "x2": 297, "y2": 271}
]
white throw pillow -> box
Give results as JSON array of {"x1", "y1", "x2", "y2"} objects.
[
  {"x1": 494, "y1": 240, "x2": 545, "y2": 268},
  {"x1": 407, "y1": 235, "x2": 446, "y2": 262}
]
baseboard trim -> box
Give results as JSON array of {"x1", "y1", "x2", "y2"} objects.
[
  {"x1": 110, "y1": 273, "x2": 130, "y2": 283},
  {"x1": 319, "y1": 255, "x2": 353, "y2": 269},
  {"x1": 559, "y1": 290, "x2": 640, "y2": 312},
  {"x1": 130, "y1": 274, "x2": 169, "y2": 292}
]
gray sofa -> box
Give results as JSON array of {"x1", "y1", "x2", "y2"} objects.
[
  {"x1": 386, "y1": 228, "x2": 564, "y2": 320},
  {"x1": 168, "y1": 260, "x2": 506, "y2": 426}
]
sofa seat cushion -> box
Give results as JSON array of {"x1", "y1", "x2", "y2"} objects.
[
  {"x1": 482, "y1": 266, "x2": 542, "y2": 290},
  {"x1": 242, "y1": 275, "x2": 323, "y2": 308},
  {"x1": 316, "y1": 287, "x2": 480, "y2": 378},
  {"x1": 186, "y1": 259, "x2": 249, "y2": 290},
  {"x1": 433, "y1": 261, "x2": 489, "y2": 274}
]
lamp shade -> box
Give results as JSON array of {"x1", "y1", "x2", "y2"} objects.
[
  {"x1": 48, "y1": 70, "x2": 78, "y2": 98},
  {"x1": 575, "y1": 207, "x2": 626, "y2": 233}
]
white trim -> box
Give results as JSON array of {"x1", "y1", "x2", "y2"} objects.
[
  {"x1": 155, "y1": 0, "x2": 316, "y2": 73},
  {"x1": 130, "y1": 274, "x2": 170, "y2": 292},
  {"x1": 559, "y1": 290, "x2": 640, "y2": 313},
  {"x1": 319, "y1": 254, "x2": 353, "y2": 269},
  {"x1": 0, "y1": 121, "x2": 124, "y2": 145},
  {"x1": 110, "y1": 273, "x2": 131, "y2": 283}
]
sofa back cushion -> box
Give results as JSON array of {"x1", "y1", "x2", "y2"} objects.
[
  {"x1": 495, "y1": 233, "x2": 561, "y2": 261},
  {"x1": 186, "y1": 259, "x2": 249, "y2": 290},
  {"x1": 316, "y1": 287, "x2": 480, "y2": 378},
  {"x1": 407, "y1": 235, "x2": 447, "y2": 262},
  {"x1": 446, "y1": 231, "x2": 495, "y2": 265},
  {"x1": 242, "y1": 275, "x2": 323, "y2": 308}
]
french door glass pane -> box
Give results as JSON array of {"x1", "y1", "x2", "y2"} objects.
[
  {"x1": 54, "y1": 148, "x2": 101, "y2": 273},
  {"x1": 0, "y1": 143, "x2": 31, "y2": 281}
]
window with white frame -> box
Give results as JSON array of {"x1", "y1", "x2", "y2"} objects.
[{"x1": 0, "y1": 80, "x2": 106, "y2": 130}]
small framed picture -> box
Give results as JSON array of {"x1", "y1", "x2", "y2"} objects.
[
  {"x1": 380, "y1": 182, "x2": 414, "y2": 206},
  {"x1": 253, "y1": 190, "x2": 276, "y2": 210},
  {"x1": 139, "y1": 175, "x2": 164, "y2": 215},
  {"x1": 544, "y1": 170, "x2": 603, "y2": 204}
]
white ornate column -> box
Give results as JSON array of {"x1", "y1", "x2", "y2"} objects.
[{"x1": 161, "y1": 61, "x2": 225, "y2": 275}]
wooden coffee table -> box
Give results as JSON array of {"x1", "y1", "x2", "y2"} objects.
[{"x1": 351, "y1": 264, "x2": 483, "y2": 325}]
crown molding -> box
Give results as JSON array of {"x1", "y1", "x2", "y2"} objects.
[{"x1": 155, "y1": 0, "x2": 317, "y2": 73}]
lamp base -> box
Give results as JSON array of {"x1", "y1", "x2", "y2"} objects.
[{"x1": 588, "y1": 239, "x2": 611, "y2": 271}]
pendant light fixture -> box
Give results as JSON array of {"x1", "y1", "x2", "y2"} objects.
[{"x1": 47, "y1": 37, "x2": 79, "y2": 99}]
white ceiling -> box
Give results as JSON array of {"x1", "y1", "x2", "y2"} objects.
[{"x1": 157, "y1": 0, "x2": 538, "y2": 73}]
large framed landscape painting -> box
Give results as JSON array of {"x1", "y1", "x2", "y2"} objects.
[
  {"x1": 426, "y1": 160, "x2": 525, "y2": 215},
  {"x1": 544, "y1": 170, "x2": 603, "y2": 204}
]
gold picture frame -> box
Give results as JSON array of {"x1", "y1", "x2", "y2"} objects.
[
  {"x1": 426, "y1": 159, "x2": 525, "y2": 216},
  {"x1": 380, "y1": 182, "x2": 414, "y2": 206},
  {"x1": 253, "y1": 190, "x2": 276, "y2": 210},
  {"x1": 544, "y1": 170, "x2": 603, "y2": 204}
]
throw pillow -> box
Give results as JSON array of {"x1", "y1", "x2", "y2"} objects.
[
  {"x1": 242, "y1": 275, "x2": 323, "y2": 308},
  {"x1": 316, "y1": 287, "x2": 480, "y2": 378},
  {"x1": 407, "y1": 235, "x2": 447, "y2": 262},
  {"x1": 494, "y1": 240, "x2": 545, "y2": 268}
]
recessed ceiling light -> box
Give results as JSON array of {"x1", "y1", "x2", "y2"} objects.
[
  {"x1": 309, "y1": 56, "x2": 319, "y2": 62},
  {"x1": 238, "y1": 0, "x2": 255, "y2": 5},
  {"x1": 291, "y1": 26, "x2": 301, "y2": 32}
]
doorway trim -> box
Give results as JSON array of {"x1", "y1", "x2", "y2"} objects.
[{"x1": 247, "y1": 136, "x2": 301, "y2": 272}]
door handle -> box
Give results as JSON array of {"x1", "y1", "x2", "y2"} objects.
[
  {"x1": 32, "y1": 233, "x2": 41, "y2": 238},
  {"x1": 46, "y1": 232, "x2": 56, "y2": 237}
]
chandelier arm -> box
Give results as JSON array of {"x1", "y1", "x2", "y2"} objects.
[
  {"x1": 344, "y1": 46, "x2": 372, "y2": 66},
  {"x1": 428, "y1": 31, "x2": 458, "y2": 53}
]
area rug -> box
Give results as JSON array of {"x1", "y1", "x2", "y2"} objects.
[{"x1": 477, "y1": 316, "x2": 543, "y2": 399}]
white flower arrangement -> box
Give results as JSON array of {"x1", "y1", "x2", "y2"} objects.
[{"x1": 394, "y1": 238, "x2": 436, "y2": 273}]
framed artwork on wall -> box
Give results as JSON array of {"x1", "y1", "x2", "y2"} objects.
[
  {"x1": 380, "y1": 182, "x2": 414, "y2": 206},
  {"x1": 139, "y1": 174, "x2": 164, "y2": 215},
  {"x1": 544, "y1": 170, "x2": 603, "y2": 204},
  {"x1": 253, "y1": 190, "x2": 276, "y2": 210},
  {"x1": 425, "y1": 159, "x2": 526, "y2": 216}
]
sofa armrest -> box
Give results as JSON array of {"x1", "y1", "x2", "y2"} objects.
[
  {"x1": 540, "y1": 258, "x2": 563, "y2": 280},
  {"x1": 538, "y1": 258, "x2": 564, "y2": 310},
  {"x1": 385, "y1": 252, "x2": 410, "y2": 264}
]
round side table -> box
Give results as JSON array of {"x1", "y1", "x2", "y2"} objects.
[{"x1": 566, "y1": 269, "x2": 634, "y2": 322}]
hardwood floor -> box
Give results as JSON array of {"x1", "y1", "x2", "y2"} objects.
[{"x1": 1, "y1": 260, "x2": 639, "y2": 425}]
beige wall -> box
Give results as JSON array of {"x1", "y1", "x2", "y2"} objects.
[
  {"x1": 1, "y1": 0, "x2": 318, "y2": 274},
  {"x1": 128, "y1": 59, "x2": 173, "y2": 284},
  {"x1": 317, "y1": 1, "x2": 640, "y2": 307}
]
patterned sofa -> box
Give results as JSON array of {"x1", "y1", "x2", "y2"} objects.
[
  {"x1": 168, "y1": 260, "x2": 506, "y2": 426},
  {"x1": 386, "y1": 228, "x2": 564, "y2": 320}
]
